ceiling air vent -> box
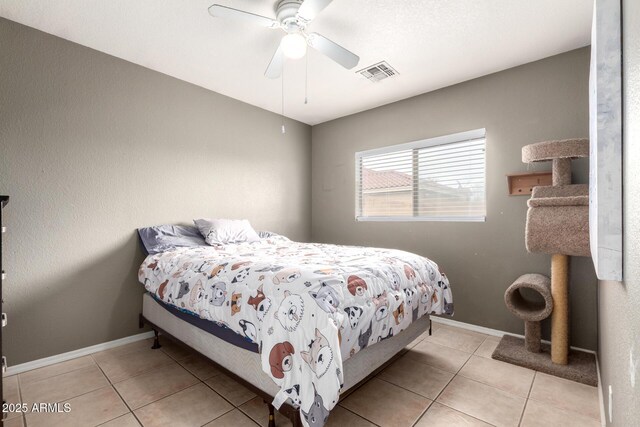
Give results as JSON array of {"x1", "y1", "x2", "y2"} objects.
[{"x1": 358, "y1": 61, "x2": 398, "y2": 82}]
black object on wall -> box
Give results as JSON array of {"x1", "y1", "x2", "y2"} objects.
[{"x1": 1, "y1": 194, "x2": 8, "y2": 422}]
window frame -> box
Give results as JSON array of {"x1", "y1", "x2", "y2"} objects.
[{"x1": 355, "y1": 128, "x2": 487, "y2": 223}]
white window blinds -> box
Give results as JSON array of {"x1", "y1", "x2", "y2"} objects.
[{"x1": 355, "y1": 129, "x2": 486, "y2": 222}]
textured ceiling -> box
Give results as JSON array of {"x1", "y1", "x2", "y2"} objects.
[{"x1": 0, "y1": 0, "x2": 593, "y2": 125}]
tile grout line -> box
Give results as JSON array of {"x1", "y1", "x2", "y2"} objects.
[
  {"x1": 119, "y1": 379, "x2": 206, "y2": 416},
  {"x1": 428, "y1": 355, "x2": 511, "y2": 427},
  {"x1": 525, "y1": 395, "x2": 603, "y2": 422},
  {"x1": 455, "y1": 357, "x2": 536, "y2": 399},
  {"x1": 433, "y1": 401, "x2": 499, "y2": 427},
  {"x1": 410, "y1": 349, "x2": 493, "y2": 427},
  {"x1": 90, "y1": 357, "x2": 142, "y2": 426},
  {"x1": 200, "y1": 377, "x2": 254, "y2": 412},
  {"x1": 376, "y1": 376, "x2": 435, "y2": 401},
  {"x1": 517, "y1": 371, "x2": 537, "y2": 427},
  {"x1": 409, "y1": 331, "x2": 482, "y2": 426},
  {"x1": 17, "y1": 357, "x2": 96, "y2": 390},
  {"x1": 336, "y1": 404, "x2": 382, "y2": 427},
  {"x1": 22, "y1": 385, "x2": 116, "y2": 426},
  {"x1": 236, "y1": 402, "x2": 271, "y2": 427},
  {"x1": 16, "y1": 374, "x2": 27, "y2": 427},
  {"x1": 525, "y1": 372, "x2": 601, "y2": 421},
  {"x1": 19, "y1": 368, "x2": 112, "y2": 420},
  {"x1": 410, "y1": 399, "x2": 434, "y2": 427},
  {"x1": 422, "y1": 331, "x2": 490, "y2": 354}
]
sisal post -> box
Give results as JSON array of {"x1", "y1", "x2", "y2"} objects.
[{"x1": 551, "y1": 254, "x2": 570, "y2": 364}]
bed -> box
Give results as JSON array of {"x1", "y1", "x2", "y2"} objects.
[{"x1": 137, "y1": 226, "x2": 453, "y2": 427}]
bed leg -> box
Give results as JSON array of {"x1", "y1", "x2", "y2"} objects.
[
  {"x1": 151, "y1": 329, "x2": 161, "y2": 349},
  {"x1": 138, "y1": 313, "x2": 145, "y2": 329},
  {"x1": 429, "y1": 319, "x2": 432, "y2": 336},
  {"x1": 266, "y1": 402, "x2": 276, "y2": 427}
]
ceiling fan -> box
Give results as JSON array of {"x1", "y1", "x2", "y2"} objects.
[{"x1": 208, "y1": 0, "x2": 360, "y2": 79}]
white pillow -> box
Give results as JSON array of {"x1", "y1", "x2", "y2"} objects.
[{"x1": 194, "y1": 218, "x2": 260, "y2": 245}]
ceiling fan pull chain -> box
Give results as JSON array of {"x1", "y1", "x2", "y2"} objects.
[
  {"x1": 281, "y1": 64, "x2": 286, "y2": 134},
  {"x1": 305, "y1": 52, "x2": 309, "y2": 105}
]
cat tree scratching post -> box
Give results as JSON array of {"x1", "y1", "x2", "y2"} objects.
[{"x1": 521, "y1": 138, "x2": 589, "y2": 365}]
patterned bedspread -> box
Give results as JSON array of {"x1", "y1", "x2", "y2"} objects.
[{"x1": 138, "y1": 235, "x2": 453, "y2": 426}]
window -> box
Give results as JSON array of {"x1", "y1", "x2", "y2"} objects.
[{"x1": 355, "y1": 129, "x2": 486, "y2": 222}]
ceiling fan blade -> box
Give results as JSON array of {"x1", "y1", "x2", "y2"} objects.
[
  {"x1": 265, "y1": 42, "x2": 284, "y2": 79},
  {"x1": 307, "y1": 32, "x2": 360, "y2": 69},
  {"x1": 297, "y1": 0, "x2": 333, "y2": 21},
  {"x1": 208, "y1": 4, "x2": 279, "y2": 28}
]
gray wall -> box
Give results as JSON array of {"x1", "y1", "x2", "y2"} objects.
[
  {"x1": 0, "y1": 18, "x2": 311, "y2": 365},
  {"x1": 311, "y1": 48, "x2": 598, "y2": 350},
  {"x1": 598, "y1": 0, "x2": 640, "y2": 425}
]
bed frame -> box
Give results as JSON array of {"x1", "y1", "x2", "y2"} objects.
[{"x1": 139, "y1": 294, "x2": 431, "y2": 427}]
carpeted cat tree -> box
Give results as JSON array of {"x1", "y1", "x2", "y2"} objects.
[{"x1": 493, "y1": 138, "x2": 597, "y2": 386}]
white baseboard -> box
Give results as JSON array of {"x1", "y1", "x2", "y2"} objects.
[
  {"x1": 596, "y1": 353, "x2": 607, "y2": 426},
  {"x1": 430, "y1": 316, "x2": 597, "y2": 355},
  {"x1": 3, "y1": 331, "x2": 154, "y2": 377}
]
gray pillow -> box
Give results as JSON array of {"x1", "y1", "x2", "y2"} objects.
[
  {"x1": 138, "y1": 225, "x2": 207, "y2": 255},
  {"x1": 193, "y1": 218, "x2": 260, "y2": 246}
]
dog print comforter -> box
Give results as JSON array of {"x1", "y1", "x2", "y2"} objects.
[{"x1": 138, "y1": 235, "x2": 453, "y2": 427}]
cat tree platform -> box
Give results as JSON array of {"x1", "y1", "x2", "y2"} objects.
[
  {"x1": 522, "y1": 138, "x2": 589, "y2": 186},
  {"x1": 525, "y1": 184, "x2": 590, "y2": 257}
]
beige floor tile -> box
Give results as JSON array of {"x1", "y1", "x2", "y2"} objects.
[
  {"x1": 529, "y1": 372, "x2": 600, "y2": 420},
  {"x1": 458, "y1": 355, "x2": 535, "y2": 397},
  {"x1": 239, "y1": 397, "x2": 292, "y2": 427},
  {"x1": 100, "y1": 413, "x2": 142, "y2": 426},
  {"x1": 415, "y1": 402, "x2": 493, "y2": 427},
  {"x1": 21, "y1": 365, "x2": 109, "y2": 406},
  {"x1": 4, "y1": 375, "x2": 19, "y2": 395},
  {"x1": 134, "y1": 383, "x2": 233, "y2": 427},
  {"x1": 406, "y1": 335, "x2": 425, "y2": 350},
  {"x1": 204, "y1": 408, "x2": 259, "y2": 427},
  {"x1": 95, "y1": 347, "x2": 173, "y2": 383},
  {"x1": 3, "y1": 416, "x2": 25, "y2": 427},
  {"x1": 520, "y1": 399, "x2": 600, "y2": 427},
  {"x1": 424, "y1": 325, "x2": 487, "y2": 353},
  {"x1": 18, "y1": 356, "x2": 95, "y2": 385},
  {"x1": 405, "y1": 341, "x2": 472, "y2": 373},
  {"x1": 437, "y1": 376, "x2": 526, "y2": 427},
  {"x1": 3, "y1": 375, "x2": 22, "y2": 420},
  {"x1": 114, "y1": 361, "x2": 199, "y2": 409},
  {"x1": 340, "y1": 378, "x2": 431, "y2": 426},
  {"x1": 326, "y1": 406, "x2": 376, "y2": 427},
  {"x1": 377, "y1": 355, "x2": 454, "y2": 399},
  {"x1": 25, "y1": 386, "x2": 128, "y2": 427},
  {"x1": 157, "y1": 336, "x2": 194, "y2": 361},
  {"x1": 474, "y1": 337, "x2": 501, "y2": 358},
  {"x1": 205, "y1": 373, "x2": 256, "y2": 406},
  {"x1": 177, "y1": 353, "x2": 223, "y2": 380}
]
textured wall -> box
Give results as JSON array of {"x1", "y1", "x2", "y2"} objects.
[
  {"x1": 311, "y1": 48, "x2": 598, "y2": 350},
  {"x1": 0, "y1": 18, "x2": 311, "y2": 365},
  {"x1": 598, "y1": 0, "x2": 640, "y2": 425}
]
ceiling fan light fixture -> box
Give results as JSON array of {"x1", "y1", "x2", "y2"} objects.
[{"x1": 281, "y1": 33, "x2": 307, "y2": 59}]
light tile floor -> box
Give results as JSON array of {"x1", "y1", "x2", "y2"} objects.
[{"x1": 3, "y1": 323, "x2": 601, "y2": 427}]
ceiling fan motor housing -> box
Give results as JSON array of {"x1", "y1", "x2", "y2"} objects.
[{"x1": 276, "y1": 0, "x2": 305, "y2": 31}]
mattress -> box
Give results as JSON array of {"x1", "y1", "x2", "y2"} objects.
[{"x1": 138, "y1": 235, "x2": 453, "y2": 425}]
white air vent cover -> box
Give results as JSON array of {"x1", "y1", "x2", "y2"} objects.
[{"x1": 358, "y1": 61, "x2": 398, "y2": 82}]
